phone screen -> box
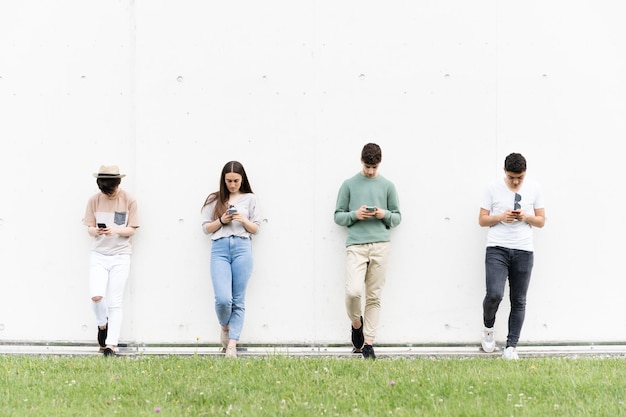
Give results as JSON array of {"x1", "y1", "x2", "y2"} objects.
[{"x1": 97, "y1": 223, "x2": 106, "y2": 228}]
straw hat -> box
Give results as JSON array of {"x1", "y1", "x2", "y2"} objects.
[{"x1": 93, "y1": 165, "x2": 126, "y2": 178}]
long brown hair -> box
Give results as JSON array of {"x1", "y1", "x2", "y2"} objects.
[{"x1": 201, "y1": 161, "x2": 254, "y2": 220}]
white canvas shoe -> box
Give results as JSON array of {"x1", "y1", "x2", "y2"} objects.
[
  {"x1": 481, "y1": 327, "x2": 495, "y2": 353},
  {"x1": 225, "y1": 346, "x2": 237, "y2": 358},
  {"x1": 502, "y1": 346, "x2": 519, "y2": 360}
]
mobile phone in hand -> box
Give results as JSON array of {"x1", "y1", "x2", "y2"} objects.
[
  {"x1": 365, "y1": 206, "x2": 375, "y2": 211},
  {"x1": 228, "y1": 208, "x2": 237, "y2": 214},
  {"x1": 97, "y1": 223, "x2": 107, "y2": 228}
]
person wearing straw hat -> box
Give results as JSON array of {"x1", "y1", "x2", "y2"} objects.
[{"x1": 83, "y1": 165, "x2": 139, "y2": 356}]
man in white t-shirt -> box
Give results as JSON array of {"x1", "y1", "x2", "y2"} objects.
[{"x1": 478, "y1": 153, "x2": 545, "y2": 360}]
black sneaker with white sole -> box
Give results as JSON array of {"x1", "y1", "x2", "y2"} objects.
[
  {"x1": 351, "y1": 316, "x2": 364, "y2": 353},
  {"x1": 362, "y1": 344, "x2": 376, "y2": 360},
  {"x1": 103, "y1": 347, "x2": 116, "y2": 357}
]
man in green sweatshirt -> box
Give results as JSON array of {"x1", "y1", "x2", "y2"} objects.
[{"x1": 334, "y1": 143, "x2": 402, "y2": 360}]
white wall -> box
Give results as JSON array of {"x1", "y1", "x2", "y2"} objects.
[{"x1": 1, "y1": 1, "x2": 625, "y2": 347}]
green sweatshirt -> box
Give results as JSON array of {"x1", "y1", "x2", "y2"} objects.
[{"x1": 334, "y1": 172, "x2": 401, "y2": 246}]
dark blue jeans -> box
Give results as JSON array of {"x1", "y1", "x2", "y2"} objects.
[{"x1": 483, "y1": 246, "x2": 534, "y2": 348}]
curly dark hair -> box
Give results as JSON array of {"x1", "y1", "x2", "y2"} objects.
[
  {"x1": 361, "y1": 143, "x2": 382, "y2": 165},
  {"x1": 504, "y1": 153, "x2": 527, "y2": 173}
]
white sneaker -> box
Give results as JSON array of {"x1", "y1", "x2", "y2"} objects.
[
  {"x1": 481, "y1": 327, "x2": 495, "y2": 353},
  {"x1": 225, "y1": 346, "x2": 237, "y2": 358},
  {"x1": 502, "y1": 346, "x2": 519, "y2": 360}
]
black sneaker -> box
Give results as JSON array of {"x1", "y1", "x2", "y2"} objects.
[
  {"x1": 103, "y1": 347, "x2": 116, "y2": 357},
  {"x1": 351, "y1": 316, "x2": 364, "y2": 352},
  {"x1": 362, "y1": 344, "x2": 376, "y2": 360},
  {"x1": 97, "y1": 323, "x2": 108, "y2": 350}
]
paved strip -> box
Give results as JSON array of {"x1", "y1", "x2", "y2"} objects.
[{"x1": 1, "y1": 344, "x2": 625, "y2": 358}]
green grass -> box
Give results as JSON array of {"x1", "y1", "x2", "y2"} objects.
[{"x1": 1, "y1": 354, "x2": 624, "y2": 416}]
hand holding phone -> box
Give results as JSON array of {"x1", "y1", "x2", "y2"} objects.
[
  {"x1": 228, "y1": 208, "x2": 237, "y2": 214},
  {"x1": 96, "y1": 223, "x2": 108, "y2": 236},
  {"x1": 365, "y1": 206, "x2": 375, "y2": 211}
]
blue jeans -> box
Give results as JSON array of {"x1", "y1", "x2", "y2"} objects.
[
  {"x1": 483, "y1": 246, "x2": 534, "y2": 348},
  {"x1": 210, "y1": 236, "x2": 253, "y2": 341}
]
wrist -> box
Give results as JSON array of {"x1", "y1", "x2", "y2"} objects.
[{"x1": 218, "y1": 217, "x2": 226, "y2": 226}]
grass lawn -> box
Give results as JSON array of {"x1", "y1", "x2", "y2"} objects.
[{"x1": 1, "y1": 354, "x2": 624, "y2": 416}]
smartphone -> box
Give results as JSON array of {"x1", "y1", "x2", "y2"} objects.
[
  {"x1": 365, "y1": 206, "x2": 375, "y2": 211},
  {"x1": 228, "y1": 208, "x2": 237, "y2": 214},
  {"x1": 97, "y1": 223, "x2": 107, "y2": 228}
]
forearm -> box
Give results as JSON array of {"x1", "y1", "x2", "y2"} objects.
[
  {"x1": 334, "y1": 211, "x2": 356, "y2": 227},
  {"x1": 524, "y1": 215, "x2": 545, "y2": 228},
  {"x1": 204, "y1": 218, "x2": 223, "y2": 234},
  {"x1": 479, "y1": 213, "x2": 503, "y2": 227},
  {"x1": 116, "y1": 226, "x2": 138, "y2": 237},
  {"x1": 242, "y1": 218, "x2": 259, "y2": 234}
]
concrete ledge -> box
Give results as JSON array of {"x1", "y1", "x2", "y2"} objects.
[{"x1": 1, "y1": 344, "x2": 625, "y2": 358}]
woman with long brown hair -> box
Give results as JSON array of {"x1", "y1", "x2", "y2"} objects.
[{"x1": 201, "y1": 161, "x2": 261, "y2": 358}]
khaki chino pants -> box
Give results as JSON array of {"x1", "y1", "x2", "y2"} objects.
[{"x1": 344, "y1": 241, "x2": 390, "y2": 342}]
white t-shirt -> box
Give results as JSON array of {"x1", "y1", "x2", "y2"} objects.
[{"x1": 481, "y1": 178, "x2": 544, "y2": 251}]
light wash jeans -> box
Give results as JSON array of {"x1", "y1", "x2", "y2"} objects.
[
  {"x1": 210, "y1": 236, "x2": 253, "y2": 341},
  {"x1": 482, "y1": 246, "x2": 534, "y2": 348},
  {"x1": 89, "y1": 252, "x2": 131, "y2": 346}
]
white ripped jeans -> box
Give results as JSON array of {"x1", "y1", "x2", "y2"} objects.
[{"x1": 89, "y1": 251, "x2": 131, "y2": 346}]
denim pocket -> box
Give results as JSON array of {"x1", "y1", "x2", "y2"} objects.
[{"x1": 114, "y1": 211, "x2": 127, "y2": 226}]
